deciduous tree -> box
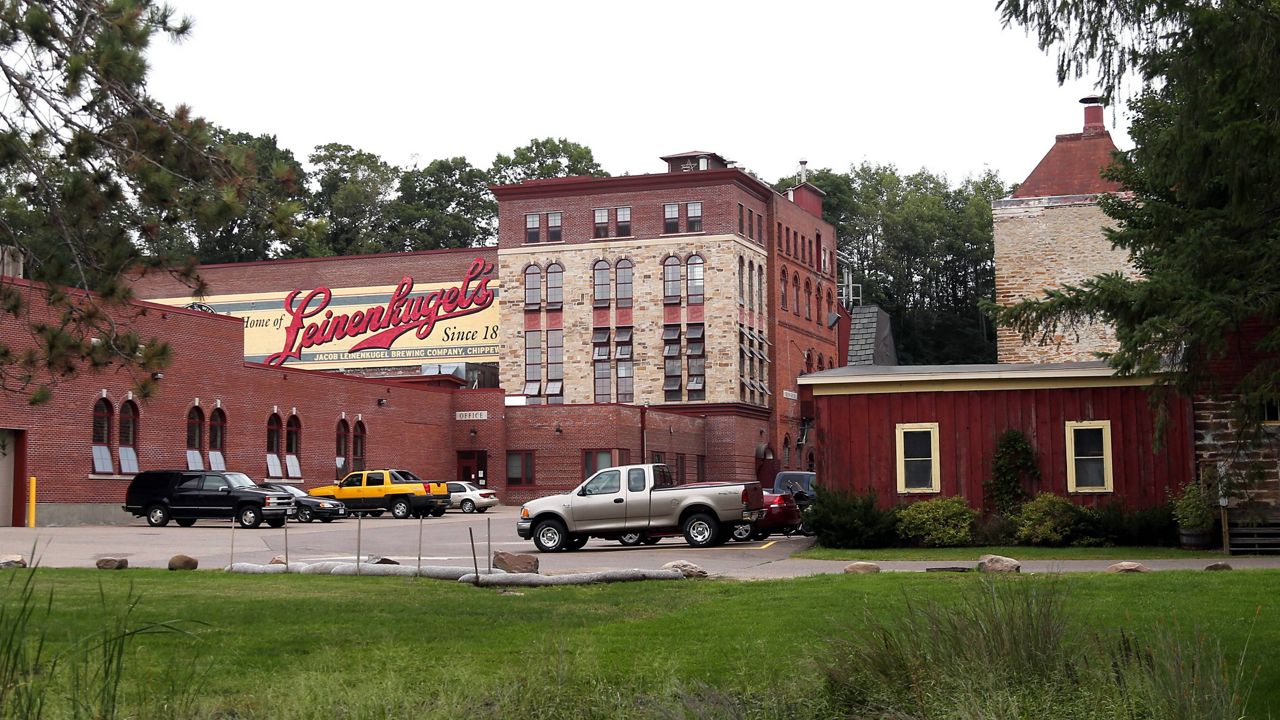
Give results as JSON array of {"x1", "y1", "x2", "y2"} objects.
[{"x1": 490, "y1": 137, "x2": 607, "y2": 186}]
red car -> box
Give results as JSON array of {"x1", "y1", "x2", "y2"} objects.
[{"x1": 731, "y1": 491, "x2": 801, "y2": 541}]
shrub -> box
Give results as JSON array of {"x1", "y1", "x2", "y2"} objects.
[
  {"x1": 808, "y1": 487, "x2": 899, "y2": 549},
  {"x1": 1086, "y1": 502, "x2": 1178, "y2": 546},
  {"x1": 1172, "y1": 480, "x2": 1215, "y2": 529},
  {"x1": 896, "y1": 496, "x2": 976, "y2": 547},
  {"x1": 984, "y1": 429, "x2": 1039, "y2": 514},
  {"x1": 1014, "y1": 493, "x2": 1085, "y2": 546},
  {"x1": 974, "y1": 513, "x2": 1018, "y2": 545}
]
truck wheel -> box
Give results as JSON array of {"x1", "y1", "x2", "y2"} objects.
[
  {"x1": 146, "y1": 504, "x2": 170, "y2": 527},
  {"x1": 642, "y1": 536, "x2": 661, "y2": 545},
  {"x1": 370, "y1": 510, "x2": 384, "y2": 518},
  {"x1": 731, "y1": 524, "x2": 754, "y2": 542},
  {"x1": 460, "y1": 499, "x2": 476, "y2": 513},
  {"x1": 237, "y1": 505, "x2": 263, "y2": 529},
  {"x1": 430, "y1": 506, "x2": 446, "y2": 517},
  {"x1": 682, "y1": 513, "x2": 719, "y2": 548},
  {"x1": 389, "y1": 498, "x2": 411, "y2": 519},
  {"x1": 266, "y1": 516, "x2": 286, "y2": 528},
  {"x1": 618, "y1": 532, "x2": 645, "y2": 546},
  {"x1": 175, "y1": 518, "x2": 196, "y2": 528},
  {"x1": 533, "y1": 519, "x2": 568, "y2": 552},
  {"x1": 565, "y1": 535, "x2": 588, "y2": 551}
]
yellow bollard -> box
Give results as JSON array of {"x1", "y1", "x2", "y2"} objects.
[{"x1": 27, "y1": 476, "x2": 36, "y2": 528}]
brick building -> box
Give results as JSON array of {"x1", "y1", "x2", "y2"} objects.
[{"x1": 491, "y1": 151, "x2": 842, "y2": 484}]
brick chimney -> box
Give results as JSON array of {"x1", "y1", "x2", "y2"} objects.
[{"x1": 1081, "y1": 95, "x2": 1105, "y2": 137}]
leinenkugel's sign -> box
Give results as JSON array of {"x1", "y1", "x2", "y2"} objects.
[{"x1": 153, "y1": 258, "x2": 499, "y2": 370}]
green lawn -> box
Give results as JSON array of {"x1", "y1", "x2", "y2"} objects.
[
  {"x1": 795, "y1": 544, "x2": 1229, "y2": 561},
  {"x1": 2, "y1": 569, "x2": 1275, "y2": 719}
]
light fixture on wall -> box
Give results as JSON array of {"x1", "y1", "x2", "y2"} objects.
[
  {"x1": 554, "y1": 424, "x2": 562, "y2": 435},
  {"x1": 377, "y1": 398, "x2": 386, "y2": 407},
  {"x1": 151, "y1": 372, "x2": 164, "y2": 380},
  {"x1": 469, "y1": 428, "x2": 477, "y2": 438}
]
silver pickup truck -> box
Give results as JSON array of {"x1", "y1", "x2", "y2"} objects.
[{"x1": 516, "y1": 463, "x2": 766, "y2": 552}]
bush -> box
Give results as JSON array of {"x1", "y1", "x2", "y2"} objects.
[
  {"x1": 896, "y1": 497, "x2": 976, "y2": 547},
  {"x1": 1086, "y1": 502, "x2": 1178, "y2": 546},
  {"x1": 1014, "y1": 493, "x2": 1085, "y2": 546},
  {"x1": 974, "y1": 513, "x2": 1018, "y2": 545},
  {"x1": 808, "y1": 487, "x2": 899, "y2": 549},
  {"x1": 1172, "y1": 480, "x2": 1216, "y2": 529}
]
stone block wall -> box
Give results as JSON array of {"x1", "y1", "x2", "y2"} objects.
[
  {"x1": 1193, "y1": 396, "x2": 1280, "y2": 507},
  {"x1": 993, "y1": 202, "x2": 1138, "y2": 363}
]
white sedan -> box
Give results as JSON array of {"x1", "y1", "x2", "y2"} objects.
[{"x1": 446, "y1": 481, "x2": 499, "y2": 513}]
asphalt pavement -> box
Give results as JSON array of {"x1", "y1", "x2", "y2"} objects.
[{"x1": 2, "y1": 506, "x2": 1277, "y2": 577}]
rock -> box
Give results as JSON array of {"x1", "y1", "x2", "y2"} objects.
[
  {"x1": 96, "y1": 558, "x2": 128, "y2": 570},
  {"x1": 493, "y1": 550, "x2": 539, "y2": 574},
  {"x1": 167, "y1": 554, "x2": 198, "y2": 571},
  {"x1": 1204, "y1": 561, "x2": 1233, "y2": 571},
  {"x1": 1106, "y1": 561, "x2": 1150, "y2": 573},
  {"x1": 372, "y1": 556, "x2": 400, "y2": 565},
  {"x1": 269, "y1": 555, "x2": 287, "y2": 565},
  {"x1": 977, "y1": 554, "x2": 1021, "y2": 573},
  {"x1": 662, "y1": 560, "x2": 707, "y2": 578},
  {"x1": 843, "y1": 561, "x2": 881, "y2": 574},
  {"x1": 0, "y1": 554, "x2": 27, "y2": 569}
]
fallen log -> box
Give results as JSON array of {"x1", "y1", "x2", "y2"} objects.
[{"x1": 459, "y1": 569, "x2": 685, "y2": 586}]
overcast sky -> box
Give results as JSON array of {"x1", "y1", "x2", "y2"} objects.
[{"x1": 144, "y1": 0, "x2": 1130, "y2": 190}]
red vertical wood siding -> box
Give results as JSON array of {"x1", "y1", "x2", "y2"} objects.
[{"x1": 815, "y1": 385, "x2": 1193, "y2": 510}]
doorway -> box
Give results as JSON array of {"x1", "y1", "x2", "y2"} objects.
[
  {"x1": 0, "y1": 430, "x2": 16, "y2": 527},
  {"x1": 457, "y1": 451, "x2": 489, "y2": 487}
]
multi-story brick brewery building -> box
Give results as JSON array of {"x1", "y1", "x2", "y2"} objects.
[{"x1": 0, "y1": 150, "x2": 847, "y2": 524}]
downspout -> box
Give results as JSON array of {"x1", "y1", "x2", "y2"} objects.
[{"x1": 640, "y1": 403, "x2": 648, "y2": 462}]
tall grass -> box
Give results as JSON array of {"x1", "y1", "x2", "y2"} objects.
[{"x1": 821, "y1": 576, "x2": 1255, "y2": 720}]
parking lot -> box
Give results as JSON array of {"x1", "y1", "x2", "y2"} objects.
[{"x1": 0, "y1": 506, "x2": 831, "y2": 579}]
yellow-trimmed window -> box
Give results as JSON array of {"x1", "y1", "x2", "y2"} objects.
[
  {"x1": 896, "y1": 423, "x2": 940, "y2": 494},
  {"x1": 1065, "y1": 421, "x2": 1113, "y2": 493}
]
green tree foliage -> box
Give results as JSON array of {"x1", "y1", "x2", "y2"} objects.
[
  {"x1": 0, "y1": 0, "x2": 284, "y2": 403},
  {"x1": 300, "y1": 142, "x2": 398, "y2": 256},
  {"x1": 993, "y1": 0, "x2": 1280, "y2": 435},
  {"x1": 780, "y1": 165, "x2": 1006, "y2": 364},
  {"x1": 389, "y1": 157, "x2": 495, "y2": 250},
  {"x1": 490, "y1": 137, "x2": 608, "y2": 186}
]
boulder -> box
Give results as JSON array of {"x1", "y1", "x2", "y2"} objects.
[
  {"x1": 662, "y1": 560, "x2": 707, "y2": 578},
  {"x1": 1204, "y1": 561, "x2": 1233, "y2": 571},
  {"x1": 493, "y1": 550, "x2": 539, "y2": 574},
  {"x1": 977, "y1": 554, "x2": 1021, "y2": 573},
  {"x1": 1106, "y1": 561, "x2": 1150, "y2": 573},
  {"x1": 167, "y1": 554, "x2": 198, "y2": 571},
  {"x1": 843, "y1": 561, "x2": 881, "y2": 574},
  {"x1": 0, "y1": 554, "x2": 27, "y2": 569},
  {"x1": 96, "y1": 558, "x2": 128, "y2": 570},
  {"x1": 269, "y1": 555, "x2": 287, "y2": 565}
]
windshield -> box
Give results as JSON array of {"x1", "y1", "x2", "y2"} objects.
[
  {"x1": 393, "y1": 469, "x2": 424, "y2": 484},
  {"x1": 224, "y1": 473, "x2": 256, "y2": 489},
  {"x1": 272, "y1": 484, "x2": 307, "y2": 498}
]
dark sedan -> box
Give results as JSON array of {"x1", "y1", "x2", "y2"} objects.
[
  {"x1": 731, "y1": 491, "x2": 802, "y2": 541},
  {"x1": 260, "y1": 483, "x2": 347, "y2": 523}
]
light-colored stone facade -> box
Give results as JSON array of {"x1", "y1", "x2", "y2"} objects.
[
  {"x1": 497, "y1": 234, "x2": 769, "y2": 406},
  {"x1": 993, "y1": 200, "x2": 1138, "y2": 363}
]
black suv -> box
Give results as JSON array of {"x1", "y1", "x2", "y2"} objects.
[{"x1": 123, "y1": 470, "x2": 294, "y2": 528}]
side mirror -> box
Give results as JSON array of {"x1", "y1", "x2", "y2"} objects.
[
  {"x1": 334, "y1": 480, "x2": 340, "y2": 485},
  {"x1": 218, "y1": 486, "x2": 229, "y2": 493}
]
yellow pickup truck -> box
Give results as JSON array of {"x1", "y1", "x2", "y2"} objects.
[{"x1": 310, "y1": 468, "x2": 450, "y2": 519}]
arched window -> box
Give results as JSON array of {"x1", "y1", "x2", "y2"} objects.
[
  {"x1": 335, "y1": 419, "x2": 351, "y2": 480},
  {"x1": 91, "y1": 398, "x2": 113, "y2": 473},
  {"x1": 616, "y1": 259, "x2": 633, "y2": 308},
  {"x1": 686, "y1": 255, "x2": 704, "y2": 304},
  {"x1": 285, "y1": 415, "x2": 302, "y2": 478},
  {"x1": 209, "y1": 408, "x2": 227, "y2": 470},
  {"x1": 805, "y1": 279, "x2": 813, "y2": 320},
  {"x1": 828, "y1": 290, "x2": 835, "y2": 328},
  {"x1": 738, "y1": 257, "x2": 745, "y2": 306},
  {"x1": 663, "y1": 256, "x2": 681, "y2": 304},
  {"x1": 793, "y1": 273, "x2": 801, "y2": 314},
  {"x1": 747, "y1": 260, "x2": 755, "y2": 311},
  {"x1": 757, "y1": 264, "x2": 764, "y2": 314},
  {"x1": 593, "y1": 260, "x2": 611, "y2": 305},
  {"x1": 186, "y1": 406, "x2": 205, "y2": 471},
  {"x1": 523, "y1": 265, "x2": 541, "y2": 309},
  {"x1": 118, "y1": 400, "x2": 139, "y2": 473},
  {"x1": 817, "y1": 354, "x2": 826, "y2": 372},
  {"x1": 353, "y1": 421, "x2": 367, "y2": 471},
  {"x1": 266, "y1": 414, "x2": 283, "y2": 478},
  {"x1": 807, "y1": 451, "x2": 816, "y2": 472},
  {"x1": 783, "y1": 436, "x2": 791, "y2": 467},
  {"x1": 780, "y1": 273, "x2": 788, "y2": 310},
  {"x1": 545, "y1": 263, "x2": 564, "y2": 308}
]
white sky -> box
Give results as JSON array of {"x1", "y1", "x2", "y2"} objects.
[{"x1": 144, "y1": 0, "x2": 1130, "y2": 189}]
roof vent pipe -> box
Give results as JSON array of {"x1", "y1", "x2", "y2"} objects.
[{"x1": 798, "y1": 158, "x2": 808, "y2": 184}]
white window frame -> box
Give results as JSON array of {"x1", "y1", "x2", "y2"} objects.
[
  {"x1": 1065, "y1": 420, "x2": 1113, "y2": 493},
  {"x1": 895, "y1": 422, "x2": 940, "y2": 494}
]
